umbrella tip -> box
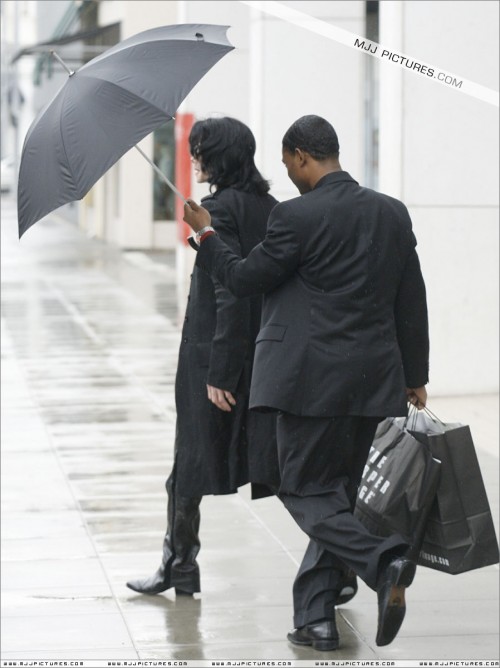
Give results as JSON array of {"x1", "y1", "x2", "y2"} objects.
[
  {"x1": 50, "y1": 49, "x2": 75, "y2": 77},
  {"x1": 195, "y1": 32, "x2": 204, "y2": 41}
]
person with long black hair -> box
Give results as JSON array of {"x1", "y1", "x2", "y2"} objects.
[{"x1": 126, "y1": 117, "x2": 280, "y2": 596}]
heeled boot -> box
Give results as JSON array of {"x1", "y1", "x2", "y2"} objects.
[
  {"x1": 126, "y1": 473, "x2": 202, "y2": 595},
  {"x1": 126, "y1": 531, "x2": 176, "y2": 595},
  {"x1": 168, "y1": 492, "x2": 202, "y2": 594}
]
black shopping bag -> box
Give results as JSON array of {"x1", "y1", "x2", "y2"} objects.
[
  {"x1": 408, "y1": 409, "x2": 499, "y2": 574},
  {"x1": 354, "y1": 418, "x2": 441, "y2": 560}
]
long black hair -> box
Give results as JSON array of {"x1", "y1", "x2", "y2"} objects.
[{"x1": 189, "y1": 117, "x2": 270, "y2": 195}]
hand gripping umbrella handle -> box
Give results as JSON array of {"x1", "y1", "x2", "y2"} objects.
[{"x1": 134, "y1": 145, "x2": 188, "y2": 204}]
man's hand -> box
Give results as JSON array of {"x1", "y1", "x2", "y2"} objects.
[
  {"x1": 207, "y1": 384, "x2": 237, "y2": 412},
  {"x1": 406, "y1": 386, "x2": 427, "y2": 410},
  {"x1": 183, "y1": 199, "x2": 212, "y2": 233}
]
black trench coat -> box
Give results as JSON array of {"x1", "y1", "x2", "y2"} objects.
[{"x1": 174, "y1": 187, "x2": 279, "y2": 497}]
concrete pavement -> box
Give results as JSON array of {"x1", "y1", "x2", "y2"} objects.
[{"x1": 1, "y1": 195, "x2": 499, "y2": 662}]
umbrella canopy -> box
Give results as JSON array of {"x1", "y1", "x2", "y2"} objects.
[{"x1": 18, "y1": 24, "x2": 234, "y2": 238}]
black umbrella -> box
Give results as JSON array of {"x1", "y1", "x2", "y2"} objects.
[{"x1": 17, "y1": 24, "x2": 234, "y2": 238}]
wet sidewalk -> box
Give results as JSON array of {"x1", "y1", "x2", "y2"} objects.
[{"x1": 1, "y1": 195, "x2": 499, "y2": 662}]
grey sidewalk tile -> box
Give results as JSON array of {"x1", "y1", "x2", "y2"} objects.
[
  {"x1": 37, "y1": 403, "x2": 167, "y2": 425},
  {"x1": 1, "y1": 649, "x2": 140, "y2": 660},
  {"x1": 79, "y1": 496, "x2": 167, "y2": 514},
  {"x1": 84, "y1": 513, "x2": 167, "y2": 537},
  {"x1": 1, "y1": 583, "x2": 114, "y2": 606},
  {"x1": 373, "y1": 634, "x2": 499, "y2": 662},
  {"x1": 1, "y1": 612, "x2": 135, "y2": 652},
  {"x1": 93, "y1": 533, "x2": 168, "y2": 555},
  {"x1": 1, "y1": 410, "x2": 53, "y2": 440},
  {"x1": 2, "y1": 453, "x2": 76, "y2": 505},
  {"x1": 196, "y1": 552, "x2": 300, "y2": 580},
  {"x1": 66, "y1": 477, "x2": 170, "y2": 501},
  {"x1": 1, "y1": 511, "x2": 89, "y2": 541},
  {"x1": 1, "y1": 588, "x2": 118, "y2": 617},
  {"x1": 1, "y1": 557, "x2": 109, "y2": 590},
  {"x1": 1, "y1": 536, "x2": 96, "y2": 562},
  {"x1": 57, "y1": 456, "x2": 168, "y2": 479}
]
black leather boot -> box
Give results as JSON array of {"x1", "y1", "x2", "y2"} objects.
[
  {"x1": 126, "y1": 532, "x2": 175, "y2": 595},
  {"x1": 127, "y1": 473, "x2": 202, "y2": 595},
  {"x1": 168, "y1": 491, "x2": 202, "y2": 594}
]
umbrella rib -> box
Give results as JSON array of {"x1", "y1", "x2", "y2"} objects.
[{"x1": 58, "y1": 87, "x2": 79, "y2": 196}]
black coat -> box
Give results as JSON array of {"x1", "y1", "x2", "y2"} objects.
[
  {"x1": 196, "y1": 171, "x2": 430, "y2": 418},
  {"x1": 174, "y1": 187, "x2": 279, "y2": 496}
]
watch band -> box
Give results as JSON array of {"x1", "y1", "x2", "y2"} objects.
[{"x1": 195, "y1": 225, "x2": 215, "y2": 241}]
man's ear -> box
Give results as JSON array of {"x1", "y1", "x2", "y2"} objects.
[{"x1": 295, "y1": 148, "x2": 308, "y2": 166}]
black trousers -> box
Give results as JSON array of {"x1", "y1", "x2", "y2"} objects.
[{"x1": 276, "y1": 413, "x2": 409, "y2": 627}]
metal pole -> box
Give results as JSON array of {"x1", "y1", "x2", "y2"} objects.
[{"x1": 134, "y1": 144, "x2": 187, "y2": 204}]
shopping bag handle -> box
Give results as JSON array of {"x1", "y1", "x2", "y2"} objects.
[
  {"x1": 404, "y1": 404, "x2": 420, "y2": 430},
  {"x1": 422, "y1": 406, "x2": 446, "y2": 425},
  {"x1": 405, "y1": 404, "x2": 446, "y2": 429}
]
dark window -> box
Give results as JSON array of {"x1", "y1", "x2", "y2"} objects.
[{"x1": 153, "y1": 122, "x2": 175, "y2": 221}]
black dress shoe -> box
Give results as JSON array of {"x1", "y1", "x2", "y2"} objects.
[
  {"x1": 376, "y1": 557, "x2": 416, "y2": 647},
  {"x1": 337, "y1": 569, "x2": 358, "y2": 606},
  {"x1": 287, "y1": 619, "x2": 339, "y2": 651}
]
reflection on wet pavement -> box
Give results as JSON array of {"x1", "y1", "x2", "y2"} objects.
[{"x1": 2, "y1": 197, "x2": 499, "y2": 661}]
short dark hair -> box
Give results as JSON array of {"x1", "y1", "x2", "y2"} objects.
[
  {"x1": 189, "y1": 117, "x2": 270, "y2": 195},
  {"x1": 282, "y1": 115, "x2": 340, "y2": 160}
]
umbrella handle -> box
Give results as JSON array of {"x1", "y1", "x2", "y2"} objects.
[{"x1": 134, "y1": 145, "x2": 188, "y2": 204}]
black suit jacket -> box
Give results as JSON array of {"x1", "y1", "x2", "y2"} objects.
[{"x1": 196, "y1": 171, "x2": 429, "y2": 418}]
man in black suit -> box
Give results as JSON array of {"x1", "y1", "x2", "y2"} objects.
[{"x1": 183, "y1": 115, "x2": 429, "y2": 651}]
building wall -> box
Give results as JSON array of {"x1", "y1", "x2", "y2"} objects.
[
  {"x1": 182, "y1": 0, "x2": 366, "y2": 205},
  {"x1": 379, "y1": 0, "x2": 499, "y2": 394},
  {"x1": 251, "y1": 0, "x2": 366, "y2": 204}
]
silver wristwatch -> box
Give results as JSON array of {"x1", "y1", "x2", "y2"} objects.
[{"x1": 195, "y1": 226, "x2": 216, "y2": 242}]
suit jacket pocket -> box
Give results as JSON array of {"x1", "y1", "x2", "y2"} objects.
[{"x1": 256, "y1": 324, "x2": 287, "y2": 343}]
